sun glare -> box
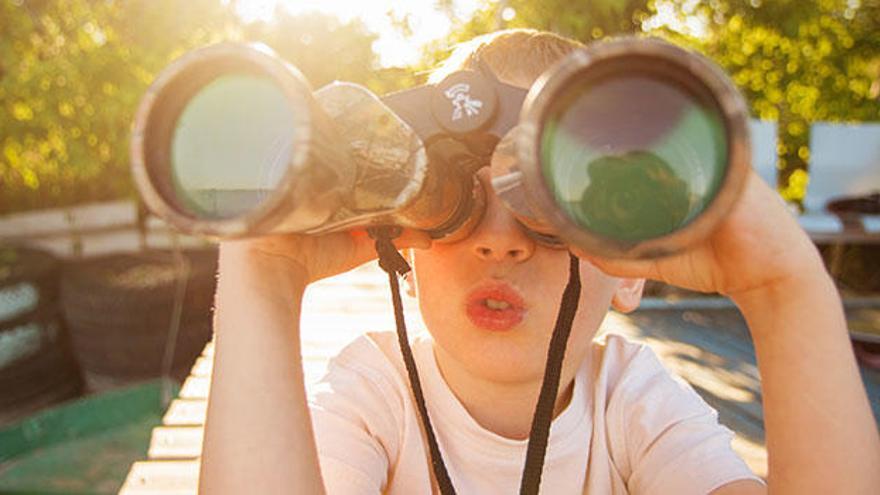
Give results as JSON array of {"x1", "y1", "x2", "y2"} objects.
[
  {"x1": 643, "y1": 0, "x2": 708, "y2": 38},
  {"x1": 233, "y1": 0, "x2": 482, "y2": 68}
]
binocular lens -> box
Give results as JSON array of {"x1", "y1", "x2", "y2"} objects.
[
  {"x1": 540, "y1": 73, "x2": 728, "y2": 242},
  {"x1": 170, "y1": 74, "x2": 298, "y2": 219}
]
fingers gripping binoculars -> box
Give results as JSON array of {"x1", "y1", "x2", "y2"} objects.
[{"x1": 131, "y1": 38, "x2": 750, "y2": 258}]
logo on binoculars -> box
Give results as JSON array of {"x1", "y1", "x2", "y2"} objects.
[{"x1": 444, "y1": 83, "x2": 483, "y2": 121}]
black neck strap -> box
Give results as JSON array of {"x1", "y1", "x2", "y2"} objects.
[
  {"x1": 370, "y1": 227, "x2": 581, "y2": 495},
  {"x1": 371, "y1": 227, "x2": 457, "y2": 493},
  {"x1": 519, "y1": 253, "x2": 581, "y2": 494}
]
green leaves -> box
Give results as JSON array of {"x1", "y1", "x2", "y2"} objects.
[
  {"x1": 0, "y1": 0, "x2": 380, "y2": 215},
  {"x1": 656, "y1": 0, "x2": 878, "y2": 200},
  {"x1": 0, "y1": 1, "x2": 226, "y2": 213},
  {"x1": 428, "y1": 0, "x2": 877, "y2": 203}
]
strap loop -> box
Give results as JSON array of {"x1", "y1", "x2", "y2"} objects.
[{"x1": 369, "y1": 226, "x2": 412, "y2": 275}]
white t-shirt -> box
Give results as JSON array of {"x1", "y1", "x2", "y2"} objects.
[{"x1": 308, "y1": 331, "x2": 763, "y2": 494}]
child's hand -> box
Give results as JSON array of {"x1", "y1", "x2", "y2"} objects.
[
  {"x1": 573, "y1": 171, "x2": 828, "y2": 300},
  {"x1": 220, "y1": 227, "x2": 432, "y2": 286}
]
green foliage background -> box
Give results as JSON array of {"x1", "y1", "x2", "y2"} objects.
[
  {"x1": 0, "y1": 0, "x2": 379, "y2": 214},
  {"x1": 1, "y1": 0, "x2": 877, "y2": 214},
  {"x1": 655, "y1": 0, "x2": 880, "y2": 201},
  {"x1": 424, "y1": 0, "x2": 879, "y2": 203}
]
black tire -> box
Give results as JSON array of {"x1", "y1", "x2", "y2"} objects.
[
  {"x1": 0, "y1": 245, "x2": 63, "y2": 366},
  {"x1": 70, "y1": 321, "x2": 210, "y2": 375},
  {"x1": 61, "y1": 249, "x2": 216, "y2": 304},
  {"x1": 0, "y1": 245, "x2": 60, "y2": 296},
  {"x1": 0, "y1": 246, "x2": 82, "y2": 424},
  {"x1": 60, "y1": 248, "x2": 217, "y2": 387},
  {"x1": 0, "y1": 323, "x2": 83, "y2": 417}
]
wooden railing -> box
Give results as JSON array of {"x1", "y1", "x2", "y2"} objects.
[{"x1": 0, "y1": 200, "x2": 210, "y2": 259}]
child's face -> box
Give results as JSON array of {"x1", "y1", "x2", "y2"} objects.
[{"x1": 411, "y1": 168, "x2": 644, "y2": 385}]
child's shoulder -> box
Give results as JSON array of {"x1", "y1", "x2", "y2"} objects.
[
  {"x1": 310, "y1": 331, "x2": 419, "y2": 427},
  {"x1": 589, "y1": 332, "x2": 711, "y2": 418},
  {"x1": 330, "y1": 330, "x2": 430, "y2": 364},
  {"x1": 590, "y1": 331, "x2": 663, "y2": 374},
  {"x1": 319, "y1": 330, "x2": 432, "y2": 390}
]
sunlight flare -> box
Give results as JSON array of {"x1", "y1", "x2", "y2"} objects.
[{"x1": 233, "y1": 0, "x2": 483, "y2": 67}]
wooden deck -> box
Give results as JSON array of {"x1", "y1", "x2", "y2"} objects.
[{"x1": 119, "y1": 261, "x2": 880, "y2": 493}]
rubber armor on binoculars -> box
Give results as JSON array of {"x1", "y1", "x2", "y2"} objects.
[{"x1": 131, "y1": 38, "x2": 751, "y2": 258}]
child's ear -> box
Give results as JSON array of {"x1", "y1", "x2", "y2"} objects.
[{"x1": 611, "y1": 278, "x2": 645, "y2": 313}]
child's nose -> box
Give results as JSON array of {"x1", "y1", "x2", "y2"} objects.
[{"x1": 468, "y1": 196, "x2": 535, "y2": 263}]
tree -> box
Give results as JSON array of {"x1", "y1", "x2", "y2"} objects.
[
  {"x1": 0, "y1": 0, "x2": 392, "y2": 215},
  {"x1": 425, "y1": 0, "x2": 879, "y2": 203},
  {"x1": 239, "y1": 9, "x2": 380, "y2": 91},
  {"x1": 653, "y1": 0, "x2": 880, "y2": 201},
  {"x1": 0, "y1": 0, "x2": 236, "y2": 214},
  {"x1": 415, "y1": 0, "x2": 651, "y2": 77}
]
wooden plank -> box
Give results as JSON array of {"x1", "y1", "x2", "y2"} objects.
[
  {"x1": 190, "y1": 357, "x2": 212, "y2": 378},
  {"x1": 0, "y1": 227, "x2": 209, "y2": 259},
  {"x1": 162, "y1": 400, "x2": 207, "y2": 426},
  {"x1": 144, "y1": 231, "x2": 211, "y2": 250},
  {"x1": 148, "y1": 426, "x2": 203, "y2": 459},
  {"x1": 0, "y1": 200, "x2": 136, "y2": 239},
  {"x1": 0, "y1": 198, "x2": 216, "y2": 260},
  {"x1": 179, "y1": 376, "x2": 210, "y2": 400},
  {"x1": 655, "y1": 345, "x2": 764, "y2": 421},
  {"x1": 616, "y1": 313, "x2": 765, "y2": 423},
  {"x1": 731, "y1": 435, "x2": 769, "y2": 480},
  {"x1": 200, "y1": 342, "x2": 214, "y2": 358},
  {"x1": 622, "y1": 309, "x2": 762, "y2": 381},
  {"x1": 20, "y1": 236, "x2": 78, "y2": 259},
  {"x1": 79, "y1": 229, "x2": 142, "y2": 257},
  {"x1": 118, "y1": 460, "x2": 199, "y2": 495},
  {"x1": 146, "y1": 216, "x2": 172, "y2": 231}
]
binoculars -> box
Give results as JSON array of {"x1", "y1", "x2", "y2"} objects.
[{"x1": 131, "y1": 38, "x2": 750, "y2": 258}]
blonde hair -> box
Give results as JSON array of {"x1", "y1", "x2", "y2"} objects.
[{"x1": 429, "y1": 29, "x2": 585, "y2": 88}]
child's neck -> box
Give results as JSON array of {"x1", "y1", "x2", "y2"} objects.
[{"x1": 432, "y1": 345, "x2": 576, "y2": 441}]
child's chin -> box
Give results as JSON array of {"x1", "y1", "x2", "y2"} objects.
[
  {"x1": 465, "y1": 346, "x2": 547, "y2": 383},
  {"x1": 481, "y1": 362, "x2": 547, "y2": 384}
]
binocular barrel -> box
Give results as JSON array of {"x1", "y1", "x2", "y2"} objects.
[
  {"x1": 132, "y1": 43, "x2": 481, "y2": 241},
  {"x1": 131, "y1": 38, "x2": 750, "y2": 258},
  {"x1": 517, "y1": 39, "x2": 750, "y2": 257},
  {"x1": 132, "y1": 44, "x2": 352, "y2": 238}
]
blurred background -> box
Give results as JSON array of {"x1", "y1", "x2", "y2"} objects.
[
  {"x1": 0, "y1": 0, "x2": 878, "y2": 214},
  {"x1": 0, "y1": 0, "x2": 878, "y2": 493}
]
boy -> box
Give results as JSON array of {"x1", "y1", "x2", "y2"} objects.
[{"x1": 199, "y1": 30, "x2": 880, "y2": 494}]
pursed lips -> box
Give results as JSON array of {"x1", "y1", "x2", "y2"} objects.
[{"x1": 464, "y1": 281, "x2": 528, "y2": 331}]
